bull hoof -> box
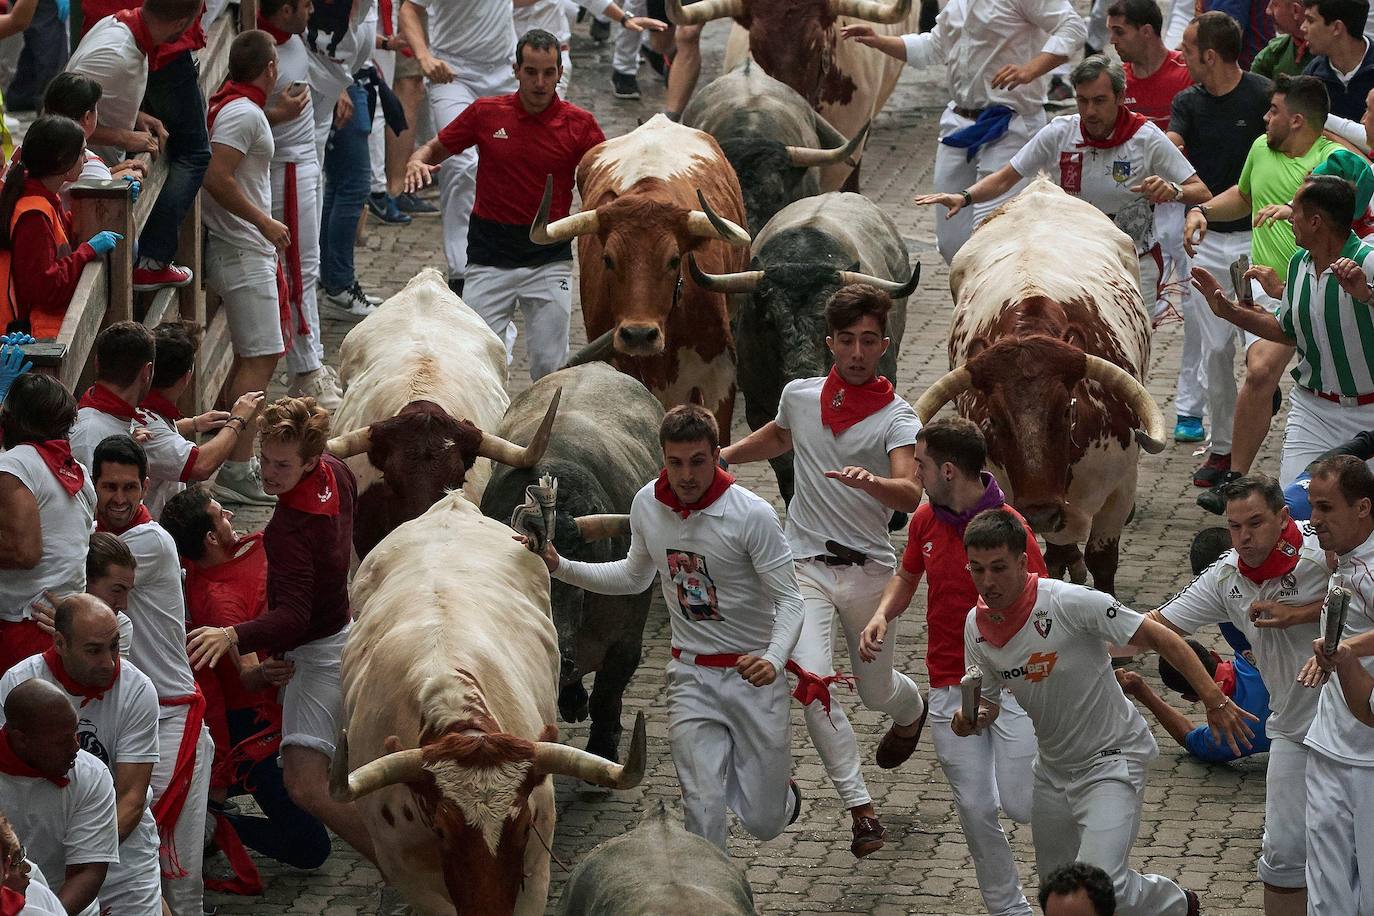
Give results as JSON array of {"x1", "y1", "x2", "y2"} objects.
[
  {"x1": 558, "y1": 681, "x2": 590, "y2": 723},
  {"x1": 585, "y1": 728, "x2": 622, "y2": 765},
  {"x1": 1069, "y1": 561, "x2": 1088, "y2": 584}
]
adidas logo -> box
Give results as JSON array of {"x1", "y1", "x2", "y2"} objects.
[
  {"x1": 1229, "y1": 585, "x2": 1242, "y2": 599},
  {"x1": 492, "y1": 128, "x2": 508, "y2": 139}
]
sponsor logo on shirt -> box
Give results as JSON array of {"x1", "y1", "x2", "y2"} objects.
[
  {"x1": 1059, "y1": 151, "x2": 1083, "y2": 193},
  {"x1": 1111, "y1": 160, "x2": 1132, "y2": 184},
  {"x1": 923, "y1": 541, "x2": 934, "y2": 557},
  {"x1": 1000, "y1": 651, "x2": 1058, "y2": 683},
  {"x1": 493, "y1": 128, "x2": 509, "y2": 139},
  {"x1": 1282, "y1": 573, "x2": 1297, "y2": 589},
  {"x1": 1228, "y1": 585, "x2": 1243, "y2": 599},
  {"x1": 1280, "y1": 541, "x2": 1297, "y2": 557}
]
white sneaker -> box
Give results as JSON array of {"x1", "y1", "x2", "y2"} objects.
[
  {"x1": 288, "y1": 368, "x2": 342, "y2": 412},
  {"x1": 210, "y1": 459, "x2": 277, "y2": 506},
  {"x1": 318, "y1": 364, "x2": 345, "y2": 398},
  {"x1": 318, "y1": 283, "x2": 378, "y2": 323}
]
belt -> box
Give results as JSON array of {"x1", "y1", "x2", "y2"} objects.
[
  {"x1": 952, "y1": 105, "x2": 985, "y2": 120},
  {"x1": 670, "y1": 648, "x2": 850, "y2": 722},
  {"x1": 1311, "y1": 388, "x2": 1374, "y2": 407},
  {"x1": 807, "y1": 540, "x2": 868, "y2": 566},
  {"x1": 807, "y1": 554, "x2": 865, "y2": 567}
]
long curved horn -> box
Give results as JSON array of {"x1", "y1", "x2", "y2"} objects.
[
  {"x1": 530, "y1": 175, "x2": 600, "y2": 245},
  {"x1": 1081, "y1": 355, "x2": 1168, "y2": 454},
  {"x1": 574, "y1": 514, "x2": 632, "y2": 541},
  {"x1": 914, "y1": 366, "x2": 973, "y2": 423},
  {"x1": 665, "y1": 0, "x2": 744, "y2": 25},
  {"x1": 562, "y1": 329, "x2": 616, "y2": 370},
  {"x1": 686, "y1": 253, "x2": 763, "y2": 293},
  {"x1": 329, "y1": 729, "x2": 427, "y2": 802},
  {"x1": 828, "y1": 0, "x2": 910, "y2": 23},
  {"x1": 326, "y1": 426, "x2": 373, "y2": 459},
  {"x1": 531, "y1": 711, "x2": 647, "y2": 789},
  {"x1": 836, "y1": 262, "x2": 921, "y2": 298},
  {"x1": 478, "y1": 388, "x2": 562, "y2": 468},
  {"x1": 786, "y1": 121, "x2": 871, "y2": 168},
  {"x1": 685, "y1": 190, "x2": 751, "y2": 247}
]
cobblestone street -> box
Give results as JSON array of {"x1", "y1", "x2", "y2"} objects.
[{"x1": 206, "y1": 18, "x2": 1281, "y2": 915}]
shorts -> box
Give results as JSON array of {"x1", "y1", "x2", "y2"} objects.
[
  {"x1": 394, "y1": 50, "x2": 422, "y2": 80},
  {"x1": 205, "y1": 236, "x2": 283, "y2": 359},
  {"x1": 281, "y1": 623, "x2": 349, "y2": 757}
]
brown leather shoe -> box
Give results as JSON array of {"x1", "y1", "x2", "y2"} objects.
[
  {"x1": 850, "y1": 815, "x2": 886, "y2": 858},
  {"x1": 875, "y1": 705, "x2": 928, "y2": 769}
]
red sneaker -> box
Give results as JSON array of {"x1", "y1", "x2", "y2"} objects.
[
  {"x1": 1194, "y1": 453, "x2": 1232, "y2": 488},
  {"x1": 133, "y1": 263, "x2": 194, "y2": 291}
]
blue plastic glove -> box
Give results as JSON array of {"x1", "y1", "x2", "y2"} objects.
[
  {"x1": 54, "y1": 0, "x2": 69, "y2": 22},
  {"x1": 0, "y1": 332, "x2": 34, "y2": 347},
  {"x1": 0, "y1": 344, "x2": 33, "y2": 404},
  {"x1": 87, "y1": 231, "x2": 123, "y2": 255},
  {"x1": 123, "y1": 177, "x2": 141, "y2": 203}
]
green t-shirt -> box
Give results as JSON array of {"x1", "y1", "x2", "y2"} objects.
[
  {"x1": 1251, "y1": 34, "x2": 1309, "y2": 81},
  {"x1": 1238, "y1": 134, "x2": 1341, "y2": 274}
]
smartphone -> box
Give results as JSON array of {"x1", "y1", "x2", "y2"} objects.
[
  {"x1": 18, "y1": 341, "x2": 66, "y2": 367},
  {"x1": 1230, "y1": 255, "x2": 1253, "y2": 306},
  {"x1": 289, "y1": 81, "x2": 308, "y2": 92}
]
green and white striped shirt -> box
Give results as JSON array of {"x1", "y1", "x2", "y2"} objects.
[{"x1": 1279, "y1": 233, "x2": 1374, "y2": 398}]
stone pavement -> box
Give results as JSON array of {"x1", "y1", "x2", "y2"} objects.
[{"x1": 207, "y1": 19, "x2": 1280, "y2": 916}]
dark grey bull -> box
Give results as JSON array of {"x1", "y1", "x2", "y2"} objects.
[
  {"x1": 681, "y1": 59, "x2": 868, "y2": 236},
  {"x1": 690, "y1": 191, "x2": 918, "y2": 501},
  {"x1": 556, "y1": 803, "x2": 754, "y2": 915},
  {"x1": 480, "y1": 363, "x2": 662, "y2": 762}
]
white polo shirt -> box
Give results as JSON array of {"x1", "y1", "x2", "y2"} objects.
[
  {"x1": 1157, "y1": 529, "x2": 1327, "y2": 743},
  {"x1": 964, "y1": 577, "x2": 1158, "y2": 772},
  {"x1": 0, "y1": 445, "x2": 94, "y2": 622},
  {"x1": 1008, "y1": 114, "x2": 1195, "y2": 251},
  {"x1": 66, "y1": 15, "x2": 149, "y2": 161},
  {"x1": 204, "y1": 98, "x2": 276, "y2": 257},
  {"x1": 117, "y1": 520, "x2": 197, "y2": 710},
  {"x1": 411, "y1": 0, "x2": 514, "y2": 67},
  {"x1": 269, "y1": 34, "x2": 316, "y2": 166},
  {"x1": 774, "y1": 376, "x2": 919, "y2": 568},
  {"x1": 1305, "y1": 529, "x2": 1374, "y2": 767}
]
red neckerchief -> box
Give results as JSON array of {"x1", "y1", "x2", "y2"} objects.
[
  {"x1": 277, "y1": 457, "x2": 339, "y2": 516},
  {"x1": 42, "y1": 647, "x2": 118, "y2": 708},
  {"x1": 1076, "y1": 106, "x2": 1149, "y2": 150},
  {"x1": 79, "y1": 382, "x2": 138, "y2": 421},
  {"x1": 96, "y1": 504, "x2": 152, "y2": 536},
  {"x1": 140, "y1": 390, "x2": 182, "y2": 422},
  {"x1": 654, "y1": 467, "x2": 735, "y2": 519},
  {"x1": 1215, "y1": 659, "x2": 1236, "y2": 699},
  {"x1": 0, "y1": 887, "x2": 24, "y2": 916},
  {"x1": 256, "y1": 12, "x2": 294, "y2": 44},
  {"x1": 30, "y1": 440, "x2": 85, "y2": 496},
  {"x1": 819, "y1": 367, "x2": 895, "y2": 437},
  {"x1": 207, "y1": 81, "x2": 267, "y2": 134},
  {"x1": 112, "y1": 8, "x2": 155, "y2": 58},
  {"x1": 975, "y1": 573, "x2": 1040, "y2": 648},
  {"x1": 0, "y1": 726, "x2": 67, "y2": 787},
  {"x1": 1237, "y1": 518, "x2": 1302, "y2": 584}
]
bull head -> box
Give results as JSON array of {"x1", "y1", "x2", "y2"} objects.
[
  {"x1": 720, "y1": 123, "x2": 870, "y2": 234},
  {"x1": 665, "y1": 0, "x2": 910, "y2": 25},
  {"x1": 688, "y1": 253, "x2": 919, "y2": 298}
]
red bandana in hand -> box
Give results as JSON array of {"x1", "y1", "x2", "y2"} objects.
[
  {"x1": 1076, "y1": 106, "x2": 1149, "y2": 150},
  {"x1": 820, "y1": 367, "x2": 894, "y2": 437},
  {"x1": 207, "y1": 81, "x2": 268, "y2": 134},
  {"x1": 1237, "y1": 518, "x2": 1303, "y2": 584},
  {"x1": 42, "y1": 647, "x2": 118, "y2": 708},
  {"x1": 654, "y1": 467, "x2": 735, "y2": 518},
  {"x1": 256, "y1": 11, "x2": 295, "y2": 44},
  {"x1": 96, "y1": 504, "x2": 152, "y2": 536},
  {"x1": 0, "y1": 726, "x2": 68, "y2": 787},
  {"x1": 976, "y1": 573, "x2": 1040, "y2": 648},
  {"x1": 31, "y1": 440, "x2": 85, "y2": 496},
  {"x1": 278, "y1": 457, "x2": 339, "y2": 516},
  {"x1": 140, "y1": 391, "x2": 182, "y2": 422},
  {"x1": 78, "y1": 383, "x2": 138, "y2": 421}
]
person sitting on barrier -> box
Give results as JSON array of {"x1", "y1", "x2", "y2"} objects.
[
  {"x1": 0, "y1": 115, "x2": 121, "y2": 338},
  {"x1": 39, "y1": 72, "x2": 145, "y2": 190}
]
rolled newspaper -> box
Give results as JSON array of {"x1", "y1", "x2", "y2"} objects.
[
  {"x1": 960, "y1": 666, "x2": 983, "y2": 728},
  {"x1": 1323, "y1": 573, "x2": 1351, "y2": 658},
  {"x1": 510, "y1": 474, "x2": 559, "y2": 553}
]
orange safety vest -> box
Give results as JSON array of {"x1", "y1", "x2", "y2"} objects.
[{"x1": 0, "y1": 195, "x2": 71, "y2": 338}]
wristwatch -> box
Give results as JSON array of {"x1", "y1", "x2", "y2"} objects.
[
  {"x1": 1168, "y1": 180, "x2": 1183, "y2": 201},
  {"x1": 959, "y1": 189, "x2": 973, "y2": 207}
]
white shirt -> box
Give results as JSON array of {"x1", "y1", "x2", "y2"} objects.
[
  {"x1": 79, "y1": 151, "x2": 112, "y2": 182},
  {"x1": 0, "y1": 750, "x2": 119, "y2": 915},
  {"x1": 203, "y1": 98, "x2": 276, "y2": 257},
  {"x1": 0, "y1": 445, "x2": 94, "y2": 622},
  {"x1": 66, "y1": 15, "x2": 149, "y2": 162},
  {"x1": 17, "y1": 877, "x2": 65, "y2": 916},
  {"x1": 773, "y1": 376, "x2": 918, "y2": 567},
  {"x1": 70, "y1": 406, "x2": 195, "y2": 519},
  {"x1": 1157, "y1": 529, "x2": 1327, "y2": 743},
  {"x1": 269, "y1": 34, "x2": 317, "y2": 165},
  {"x1": 964, "y1": 578, "x2": 1157, "y2": 771},
  {"x1": 1008, "y1": 114, "x2": 1195, "y2": 250},
  {"x1": 555, "y1": 481, "x2": 804, "y2": 673},
  {"x1": 901, "y1": 0, "x2": 1086, "y2": 118},
  {"x1": 1305, "y1": 528, "x2": 1374, "y2": 767},
  {"x1": 411, "y1": 0, "x2": 514, "y2": 66},
  {"x1": 118, "y1": 521, "x2": 197, "y2": 709}
]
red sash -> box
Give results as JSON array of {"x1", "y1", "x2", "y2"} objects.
[
  {"x1": 281, "y1": 162, "x2": 307, "y2": 337},
  {"x1": 1237, "y1": 518, "x2": 1303, "y2": 584},
  {"x1": 42, "y1": 647, "x2": 118, "y2": 708},
  {"x1": 0, "y1": 725, "x2": 68, "y2": 787},
  {"x1": 1076, "y1": 106, "x2": 1149, "y2": 150},
  {"x1": 654, "y1": 467, "x2": 734, "y2": 519},
  {"x1": 151, "y1": 688, "x2": 206, "y2": 878},
  {"x1": 78, "y1": 382, "x2": 138, "y2": 420},
  {"x1": 278, "y1": 457, "x2": 340, "y2": 515},
  {"x1": 819, "y1": 367, "x2": 895, "y2": 437},
  {"x1": 30, "y1": 440, "x2": 86, "y2": 496},
  {"x1": 670, "y1": 648, "x2": 853, "y2": 723}
]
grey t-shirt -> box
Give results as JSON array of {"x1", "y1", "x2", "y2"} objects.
[{"x1": 1170, "y1": 71, "x2": 1273, "y2": 234}]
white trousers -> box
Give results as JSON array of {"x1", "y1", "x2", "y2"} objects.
[
  {"x1": 271, "y1": 159, "x2": 324, "y2": 375},
  {"x1": 929, "y1": 686, "x2": 1037, "y2": 916},
  {"x1": 1184, "y1": 229, "x2": 1253, "y2": 452},
  {"x1": 464, "y1": 261, "x2": 574, "y2": 381},
  {"x1": 1031, "y1": 755, "x2": 1189, "y2": 916},
  {"x1": 1281, "y1": 386, "x2": 1374, "y2": 487},
  {"x1": 151, "y1": 711, "x2": 213, "y2": 916},
  {"x1": 667, "y1": 658, "x2": 793, "y2": 849},
  {"x1": 370, "y1": 48, "x2": 395, "y2": 195},
  {"x1": 611, "y1": 0, "x2": 646, "y2": 76},
  {"x1": 1262, "y1": 736, "x2": 1309, "y2": 888},
  {"x1": 428, "y1": 60, "x2": 517, "y2": 281},
  {"x1": 1305, "y1": 750, "x2": 1374, "y2": 914},
  {"x1": 100, "y1": 810, "x2": 161, "y2": 915},
  {"x1": 931, "y1": 106, "x2": 1045, "y2": 264}
]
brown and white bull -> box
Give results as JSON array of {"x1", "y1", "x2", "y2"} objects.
[
  {"x1": 667, "y1": 0, "x2": 916, "y2": 191},
  {"x1": 331, "y1": 492, "x2": 646, "y2": 915},
  {"x1": 530, "y1": 114, "x2": 751, "y2": 441},
  {"x1": 914, "y1": 179, "x2": 1168, "y2": 594}
]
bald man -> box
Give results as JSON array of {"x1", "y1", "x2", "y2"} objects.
[
  {"x1": 0, "y1": 680, "x2": 119, "y2": 916},
  {"x1": 0, "y1": 596, "x2": 161, "y2": 915}
]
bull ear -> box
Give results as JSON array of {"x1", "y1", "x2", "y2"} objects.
[
  {"x1": 966, "y1": 336, "x2": 989, "y2": 360},
  {"x1": 1063, "y1": 327, "x2": 1086, "y2": 350}
]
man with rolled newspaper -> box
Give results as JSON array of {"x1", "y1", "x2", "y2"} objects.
[{"x1": 954, "y1": 508, "x2": 1257, "y2": 916}]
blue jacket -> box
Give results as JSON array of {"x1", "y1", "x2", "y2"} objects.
[
  {"x1": 1304, "y1": 42, "x2": 1374, "y2": 121},
  {"x1": 1184, "y1": 654, "x2": 1272, "y2": 763}
]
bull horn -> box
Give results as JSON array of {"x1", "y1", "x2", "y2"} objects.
[
  {"x1": 530, "y1": 175, "x2": 600, "y2": 245},
  {"x1": 836, "y1": 262, "x2": 921, "y2": 299},
  {"x1": 478, "y1": 388, "x2": 562, "y2": 468},
  {"x1": 326, "y1": 426, "x2": 373, "y2": 459},
  {"x1": 1081, "y1": 355, "x2": 1168, "y2": 454},
  {"x1": 531, "y1": 711, "x2": 647, "y2": 790},
  {"x1": 914, "y1": 366, "x2": 973, "y2": 423},
  {"x1": 329, "y1": 729, "x2": 427, "y2": 802},
  {"x1": 574, "y1": 514, "x2": 632, "y2": 541},
  {"x1": 828, "y1": 0, "x2": 911, "y2": 23},
  {"x1": 665, "y1": 0, "x2": 744, "y2": 25},
  {"x1": 685, "y1": 189, "x2": 751, "y2": 247},
  {"x1": 562, "y1": 329, "x2": 616, "y2": 370},
  {"x1": 687, "y1": 253, "x2": 764, "y2": 293},
  {"x1": 785, "y1": 121, "x2": 871, "y2": 168}
]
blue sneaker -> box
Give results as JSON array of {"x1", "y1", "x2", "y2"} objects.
[
  {"x1": 1174, "y1": 415, "x2": 1205, "y2": 443},
  {"x1": 367, "y1": 192, "x2": 411, "y2": 225}
]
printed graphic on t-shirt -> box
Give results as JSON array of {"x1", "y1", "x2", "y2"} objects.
[
  {"x1": 78, "y1": 722, "x2": 109, "y2": 766},
  {"x1": 667, "y1": 550, "x2": 721, "y2": 621},
  {"x1": 1059, "y1": 151, "x2": 1083, "y2": 191}
]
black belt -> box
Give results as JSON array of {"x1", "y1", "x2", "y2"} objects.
[
  {"x1": 952, "y1": 105, "x2": 985, "y2": 120},
  {"x1": 808, "y1": 541, "x2": 869, "y2": 567}
]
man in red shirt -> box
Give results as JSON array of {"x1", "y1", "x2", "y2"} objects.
[
  {"x1": 1109, "y1": 0, "x2": 1194, "y2": 130},
  {"x1": 860, "y1": 418, "x2": 1047, "y2": 916},
  {"x1": 403, "y1": 28, "x2": 606, "y2": 381}
]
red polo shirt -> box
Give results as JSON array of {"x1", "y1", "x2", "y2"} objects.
[
  {"x1": 437, "y1": 92, "x2": 605, "y2": 269},
  {"x1": 1123, "y1": 51, "x2": 1193, "y2": 131}
]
